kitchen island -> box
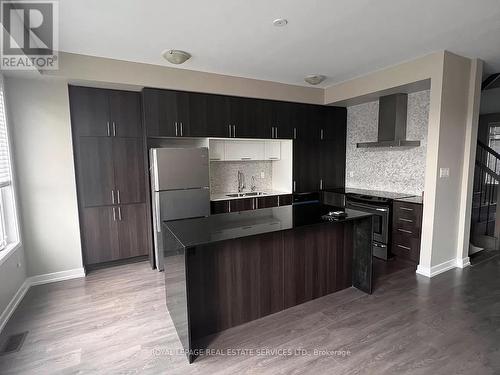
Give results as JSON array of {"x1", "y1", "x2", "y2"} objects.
[{"x1": 162, "y1": 203, "x2": 373, "y2": 362}]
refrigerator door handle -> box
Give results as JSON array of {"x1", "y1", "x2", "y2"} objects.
[{"x1": 155, "y1": 193, "x2": 161, "y2": 231}]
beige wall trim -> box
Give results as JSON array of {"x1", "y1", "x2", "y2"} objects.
[
  {"x1": 41, "y1": 52, "x2": 324, "y2": 104},
  {"x1": 324, "y1": 52, "x2": 444, "y2": 105},
  {"x1": 456, "y1": 59, "x2": 483, "y2": 263}
]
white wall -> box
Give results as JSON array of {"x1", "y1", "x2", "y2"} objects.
[
  {"x1": 0, "y1": 246, "x2": 26, "y2": 328},
  {"x1": 5, "y1": 77, "x2": 83, "y2": 277}
]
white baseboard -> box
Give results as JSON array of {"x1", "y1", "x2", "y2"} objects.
[
  {"x1": 28, "y1": 268, "x2": 85, "y2": 286},
  {"x1": 0, "y1": 279, "x2": 29, "y2": 333},
  {"x1": 456, "y1": 256, "x2": 471, "y2": 268},
  {"x1": 0, "y1": 267, "x2": 85, "y2": 333},
  {"x1": 417, "y1": 257, "x2": 471, "y2": 278}
]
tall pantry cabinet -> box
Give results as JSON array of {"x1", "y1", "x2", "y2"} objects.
[{"x1": 69, "y1": 86, "x2": 150, "y2": 268}]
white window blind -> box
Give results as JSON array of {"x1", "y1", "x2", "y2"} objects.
[{"x1": 0, "y1": 77, "x2": 12, "y2": 188}]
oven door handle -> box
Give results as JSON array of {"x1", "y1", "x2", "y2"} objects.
[{"x1": 347, "y1": 201, "x2": 389, "y2": 213}]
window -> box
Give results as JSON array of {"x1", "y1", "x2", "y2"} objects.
[{"x1": 0, "y1": 75, "x2": 19, "y2": 252}]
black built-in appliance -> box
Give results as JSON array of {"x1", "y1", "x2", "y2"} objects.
[{"x1": 344, "y1": 190, "x2": 415, "y2": 260}]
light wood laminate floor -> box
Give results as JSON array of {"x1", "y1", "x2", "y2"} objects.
[{"x1": 0, "y1": 255, "x2": 499, "y2": 374}]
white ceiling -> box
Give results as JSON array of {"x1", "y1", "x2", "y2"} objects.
[{"x1": 59, "y1": 0, "x2": 500, "y2": 88}]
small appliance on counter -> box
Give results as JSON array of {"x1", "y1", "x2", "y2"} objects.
[{"x1": 322, "y1": 210, "x2": 348, "y2": 221}]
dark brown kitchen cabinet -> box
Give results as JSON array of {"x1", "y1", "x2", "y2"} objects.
[
  {"x1": 70, "y1": 86, "x2": 151, "y2": 268},
  {"x1": 116, "y1": 203, "x2": 149, "y2": 259},
  {"x1": 113, "y1": 138, "x2": 146, "y2": 204},
  {"x1": 320, "y1": 107, "x2": 347, "y2": 141},
  {"x1": 142, "y1": 88, "x2": 190, "y2": 137},
  {"x1": 188, "y1": 93, "x2": 229, "y2": 137},
  {"x1": 108, "y1": 90, "x2": 143, "y2": 137},
  {"x1": 227, "y1": 97, "x2": 271, "y2": 139},
  {"x1": 69, "y1": 86, "x2": 110, "y2": 137},
  {"x1": 278, "y1": 194, "x2": 293, "y2": 206},
  {"x1": 392, "y1": 201, "x2": 423, "y2": 263},
  {"x1": 271, "y1": 101, "x2": 294, "y2": 139},
  {"x1": 256, "y1": 195, "x2": 279, "y2": 209},
  {"x1": 75, "y1": 137, "x2": 115, "y2": 207},
  {"x1": 293, "y1": 138, "x2": 320, "y2": 193},
  {"x1": 81, "y1": 206, "x2": 119, "y2": 264},
  {"x1": 292, "y1": 105, "x2": 346, "y2": 194},
  {"x1": 211, "y1": 194, "x2": 292, "y2": 215},
  {"x1": 319, "y1": 108, "x2": 347, "y2": 190},
  {"x1": 210, "y1": 200, "x2": 230, "y2": 215},
  {"x1": 69, "y1": 86, "x2": 143, "y2": 138},
  {"x1": 81, "y1": 204, "x2": 149, "y2": 265},
  {"x1": 283, "y1": 223, "x2": 351, "y2": 308},
  {"x1": 229, "y1": 197, "x2": 255, "y2": 212}
]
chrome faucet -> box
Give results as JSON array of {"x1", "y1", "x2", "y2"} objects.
[
  {"x1": 237, "y1": 171, "x2": 246, "y2": 192},
  {"x1": 251, "y1": 176, "x2": 256, "y2": 192}
]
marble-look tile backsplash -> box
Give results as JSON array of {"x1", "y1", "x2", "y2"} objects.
[
  {"x1": 210, "y1": 161, "x2": 272, "y2": 194},
  {"x1": 346, "y1": 90, "x2": 430, "y2": 195}
]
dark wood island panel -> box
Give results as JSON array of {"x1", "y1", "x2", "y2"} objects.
[{"x1": 163, "y1": 204, "x2": 373, "y2": 363}]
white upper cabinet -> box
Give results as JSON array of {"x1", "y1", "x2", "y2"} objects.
[
  {"x1": 209, "y1": 139, "x2": 225, "y2": 161},
  {"x1": 224, "y1": 141, "x2": 265, "y2": 161},
  {"x1": 264, "y1": 141, "x2": 281, "y2": 160},
  {"x1": 209, "y1": 139, "x2": 284, "y2": 161}
]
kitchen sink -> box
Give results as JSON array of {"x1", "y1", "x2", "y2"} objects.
[{"x1": 226, "y1": 192, "x2": 267, "y2": 198}]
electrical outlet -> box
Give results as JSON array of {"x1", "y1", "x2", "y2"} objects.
[
  {"x1": 439, "y1": 167, "x2": 450, "y2": 178},
  {"x1": 349, "y1": 171, "x2": 354, "y2": 178},
  {"x1": 260, "y1": 171, "x2": 265, "y2": 179}
]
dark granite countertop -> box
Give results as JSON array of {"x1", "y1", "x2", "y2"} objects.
[
  {"x1": 324, "y1": 187, "x2": 415, "y2": 200},
  {"x1": 163, "y1": 203, "x2": 373, "y2": 248},
  {"x1": 394, "y1": 195, "x2": 423, "y2": 204}
]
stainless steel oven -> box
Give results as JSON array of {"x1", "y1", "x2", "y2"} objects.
[{"x1": 346, "y1": 195, "x2": 391, "y2": 260}]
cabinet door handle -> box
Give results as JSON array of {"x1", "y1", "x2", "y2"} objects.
[
  {"x1": 278, "y1": 195, "x2": 280, "y2": 206},
  {"x1": 293, "y1": 128, "x2": 297, "y2": 139},
  {"x1": 320, "y1": 179, "x2": 323, "y2": 190},
  {"x1": 400, "y1": 207, "x2": 414, "y2": 211},
  {"x1": 397, "y1": 244, "x2": 411, "y2": 251},
  {"x1": 112, "y1": 122, "x2": 116, "y2": 136},
  {"x1": 397, "y1": 228, "x2": 413, "y2": 234},
  {"x1": 228, "y1": 124, "x2": 232, "y2": 137},
  {"x1": 112, "y1": 207, "x2": 116, "y2": 221},
  {"x1": 320, "y1": 129, "x2": 324, "y2": 140},
  {"x1": 180, "y1": 122, "x2": 183, "y2": 136},
  {"x1": 253, "y1": 198, "x2": 255, "y2": 210},
  {"x1": 269, "y1": 157, "x2": 279, "y2": 160},
  {"x1": 118, "y1": 206, "x2": 122, "y2": 221},
  {"x1": 275, "y1": 127, "x2": 278, "y2": 138},
  {"x1": 399, "y1": 218, "x2": 413, "y2": 223},
  {"x1": 293, "y1": 180, "x2": 296, "y2": 192},
  {"x1": 271, "y1": 127, "x2": 274, "y2": 138},
  {"x1": 107, "y1": 121, "x2": 111, "y2": 137},
  {"x1": 175, "y1": 121, "x2": 178, "y2": 136},
  {"x1": 117, "y1": 189, "x2": 121, "y2": 204},
  {"x1": 241, "y1": 157, "x2": 251, "y2": 160},
  {"x1": 233, "y1": 125, "x2": 236, "y2": 138},
  {"x1": 111, "y1": 190, "x2": 115, "y2": 204},
  {"x1": 228, "y1": 200, "x2": 231, "y2": 213}
]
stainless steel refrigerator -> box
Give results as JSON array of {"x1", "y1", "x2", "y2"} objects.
[{"x1": 150, "y1": 147, "x2": 210, "y2": 271}]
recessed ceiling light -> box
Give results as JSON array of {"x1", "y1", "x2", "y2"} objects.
[
  {"x1": 273, "y1": 18, "x2": 288, "y2": 27},
  {"x1": 304, "y1": 75, "x2": 326, "y2": 85},
  {"x1": 162, "y1": 49, "x2": 191, "y2": 64}
]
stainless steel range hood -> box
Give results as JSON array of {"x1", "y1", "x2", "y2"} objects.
[{"x1": 357, "y1": 93, "x2": 420, "y2": 148}]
